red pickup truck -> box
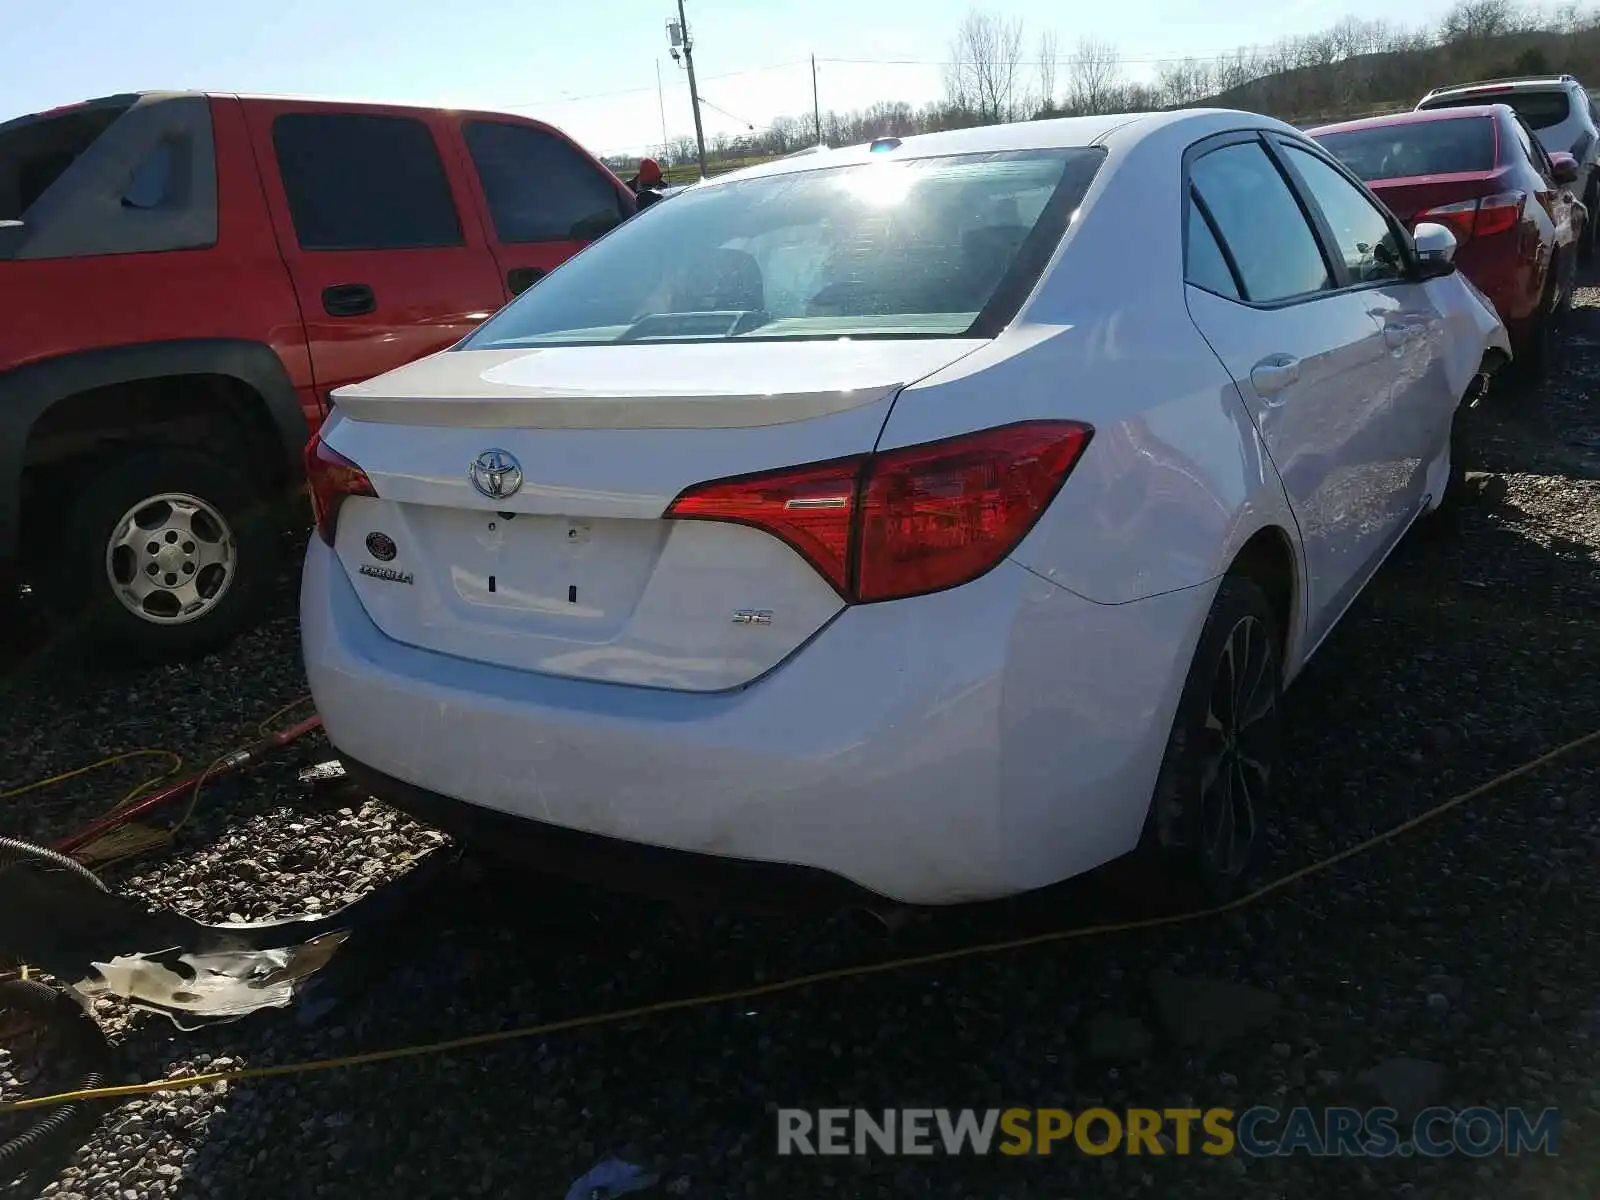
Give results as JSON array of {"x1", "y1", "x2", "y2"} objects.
[{"x1": 0, "y1": 90, "x2": 635, "y2": 662}]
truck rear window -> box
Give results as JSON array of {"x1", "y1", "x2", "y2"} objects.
[
  {"x1": 1314, "y1": 117, "x2": 1497, "y2": 181},
  {"x1": 0, "y1": 101, "x2": 133, "y2": 220},
  {"x1": 1423, "y1": 90, "x2": 1571, "y2": 131}
]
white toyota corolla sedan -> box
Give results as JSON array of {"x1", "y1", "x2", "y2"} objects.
[{"x1": 301, "y1": 109, "x2": 1509, "y2": 910}]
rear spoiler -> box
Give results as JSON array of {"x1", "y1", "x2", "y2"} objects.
[{"x1": 1420, "y1": 74, "x2": 1576, "y2": 103}]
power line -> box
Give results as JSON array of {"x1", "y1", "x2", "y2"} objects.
[
  {"x1": 493, "y1": 59, "x2": 807, "y2": 111},
  {"x1": 696, "y1": 94, "x2": 756, "y2": 128},
  {"x1": 818, "y1": 49, "x2": 1328, "y2": 67}
]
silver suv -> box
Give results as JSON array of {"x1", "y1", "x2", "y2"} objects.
[{"x1": 1418, "y1": 73, "x2": 1598, "y2": 258}]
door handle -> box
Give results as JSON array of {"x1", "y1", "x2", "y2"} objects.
[
  {"x1": 1250, "y1": 354, "x2": 1300, "y2": 399},
  {"x1": 322, "y1": 283, "x2": 376, "y2": 317},
  {"x1": 507, "y1": 267, "x2": 546, "y2": 295}
]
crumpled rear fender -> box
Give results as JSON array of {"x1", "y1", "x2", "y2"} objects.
[{"x1": 1427, "y1": 270, "x2": 1514, "y2": 398}]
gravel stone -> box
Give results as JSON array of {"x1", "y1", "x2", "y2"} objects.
[
  {"x1": 1084, "y1": 1014, "x2": 1155, "y2": 1061},
  {"x1": 1148, "y1": 971, "x2": 1282, "y2": 1048},
  {"x1": 1359, "y1": 1059, "x2": 1449, "y2": 1122}
]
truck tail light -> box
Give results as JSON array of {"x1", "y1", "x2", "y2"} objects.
[
  {"x1": 304, "y1": 433, "x2": 376, "y2": 546},
  {"x1": 665, "y1": 421, "x2": 1093, "y2": 603}
]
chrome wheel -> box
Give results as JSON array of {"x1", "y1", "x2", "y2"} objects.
[
  {"x1": 1196, "y1": 614, "x2": 1276, "y2": 882},
  {"x1": 103, "y1": 492, "x2": 236, "y2": 625}
]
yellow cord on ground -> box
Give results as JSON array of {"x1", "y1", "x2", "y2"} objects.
[
  {"x1": 84, "y1": 694, "x2": 314, "y2": 866},
  {"x1": 0, "y1": 749, "x2": 184, "y2": 803},
  {"x1": 257, "y1": 694, "x2": 315, "y2": 739},
  {"x1": 76, "y1": 752, "x2": 234, "y2": 869},
  {"x1": 2, "y1": 694, "x2": 319, "y2": 869},
  {"x1": 2, "y1": 723, "x2": 1597, "y2": 1115}
]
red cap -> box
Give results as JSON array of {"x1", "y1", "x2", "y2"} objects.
[{"x1": 638, "y1": 158, "x2": 663, "y2": 185}]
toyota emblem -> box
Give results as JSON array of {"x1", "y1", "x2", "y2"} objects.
[{"x1": 469, "y1": 449, "x2": 524, "y2": 500}]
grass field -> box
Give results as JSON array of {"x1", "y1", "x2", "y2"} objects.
[{"x1": 659, "y1": 154, "x2": 782, "y2": 185}]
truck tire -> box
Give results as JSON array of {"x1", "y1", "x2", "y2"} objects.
[{"x1": 39, "y1": 448, "x2": 279, "y2": 663}]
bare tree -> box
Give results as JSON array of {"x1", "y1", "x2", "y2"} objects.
[
  {"x1": 1066, "y1": 38, "x2": 1123, "y2": 115},
  {"x1": 667, "y1": 136, "x2": 698, "y2": 166},
  {"x1": 1156, "y1": 57, "x2": 1215, "y2": 108},
  {"x1": 1037, "y1": 31, "x2": 1060, "y2": 113},
  {"x1": 943, "y1": 9, "x2": 1028, "y2": 124},
  {"x1": 1439, "y1": 0, "x2": 1519, "y2": 44}
]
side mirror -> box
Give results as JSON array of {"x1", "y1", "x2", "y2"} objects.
[
  {"x1": 1411, "y1": 221, "x2": 1458, "y2": 279},
  {"x1": 1549, "y1": 151, "x2": 1581, "y2": 186}
]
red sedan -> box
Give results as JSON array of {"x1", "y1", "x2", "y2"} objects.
[{"x1": 1309, "y1": 104, "x2": 1585, "y2": 376}]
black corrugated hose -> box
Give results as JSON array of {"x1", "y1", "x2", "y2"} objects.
[
  {"x1": 0, "y1": 836, "x2": 109, "y2": 893},
  {"x1": 0, "y1": 838, "x2": 115, "y2": 1177}
]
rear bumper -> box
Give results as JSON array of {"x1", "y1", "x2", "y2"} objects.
[
  {"x1": 339, "y1": 755, "x2": 884, "y2": 911},
  {"x1": 1455, "y1": 237, "x2": 1540, "y2": 333},
  {"x1": 302, "y1": 538, "x2": 1208, "y2": 905}
]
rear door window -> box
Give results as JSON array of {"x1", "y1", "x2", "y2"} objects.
[
  {"x1": 272, "y1": 113, "x2": 463, "y2": 250},
  {"x1": 1184, "y1": 196, "x2": 1241, "y2": 299},
  {"x1": 1510, "y1": 116, "x2": 1536, "y2": 162},
  {"x1": 1189, "y1": 141, "x2": 1332, "y2": 303},
  {"x1": 463, "y1": 121, "x2": 625, "y2": 243},
  {"x1": 1508, "y1": 114, "x2": 1559, "y2": 180},
  {"x1": 1314, "y1": 117, "x2": 1496, "y2": 181}
]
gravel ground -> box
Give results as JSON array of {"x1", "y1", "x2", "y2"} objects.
[{"x1": 3, "y1": 279, "x2": 1600, "y2": 1200}]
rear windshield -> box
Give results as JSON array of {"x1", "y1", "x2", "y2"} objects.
[
  {"x1": 461, "y1": 148, "x2": 1105, "y2": 349},
  {"x1": 1314, "y1": 117, "x2": 1497, "y2": 181},
  {"x1": 1423, "y1": 89, "x2": 1571, "y2": 130},
  {"x1": 0, "y1": 102, "x2": 132, "y2": 221}
]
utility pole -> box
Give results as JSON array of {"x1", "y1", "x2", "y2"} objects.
[
  {"x1": 811, "y1": 54, "x2": 822, "y2": 146},
  {"x1": 670, "y1": 0, "x2": 709, "y2": 180},
  {"x1": 655, "y1": 58, "x2": 669, "y2": 158}
]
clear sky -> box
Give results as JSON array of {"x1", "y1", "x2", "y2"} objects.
[{"x1": 6, "y1": 0, "x2": 1492, "y2": 159}]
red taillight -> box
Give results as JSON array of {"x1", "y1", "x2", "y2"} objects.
[
  {"x1": 303, "y1": 434, "x2": 376, "y2": 546},
  {"x1": 663, "y1": 457, "x2": 862, "y2": 594},
  {"x1": 1417, "y1": 190, "x2": 1525, "y2": 243},
  {"x1": 1416, "y1": 199, "x2": 1478, "y2": 244},
  {"x1": 1474, "y1": 190, "x2": 1525, "y2": 237},
  {"x1": 665, "y1": 421, "x2": 1094, "y2": 604}
]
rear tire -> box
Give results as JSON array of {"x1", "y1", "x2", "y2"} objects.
[
  {"x1": 1136, "y1": 576, "x2": 1283, "y2": 905},
  {"x1": 36, "y1": 448, "x2": 279, "y2": 664},
  {"x1": 1422, "y1": 398, "x2": 1475, "y2": 533},
  {"x1": 1511, "y1": 267, "x2": 1564, "y2": 383}
]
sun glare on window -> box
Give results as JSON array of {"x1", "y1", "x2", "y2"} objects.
[{"x1": 837, "y1": 162, "x2": 917, "y2": 208}]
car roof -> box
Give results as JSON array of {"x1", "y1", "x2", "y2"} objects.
[
  {"x1": 1422, "y1": 75, "x2": 1579, "y2": 101},
  {"x1": 4, "y1": 89, "x2": 560, "y2": 126},
  {"x1": 689, "y1": 108, "x2": 1305, "y2": 188},
  {"x1": 1307, "y1": 105, "x2": 1508, "y2": 136}
]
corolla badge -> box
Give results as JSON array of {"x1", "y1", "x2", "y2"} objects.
[{"x1": 469, "y1": 449, "x2": 524, "y2": 500}]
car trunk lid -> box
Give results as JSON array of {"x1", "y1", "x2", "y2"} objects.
[
  {"x1": 1368, "y1": 168, "x2": 1511, "y2": 227},
  {"x1": 321, "y1": 338, "x2": 984, "y2": 691}
]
